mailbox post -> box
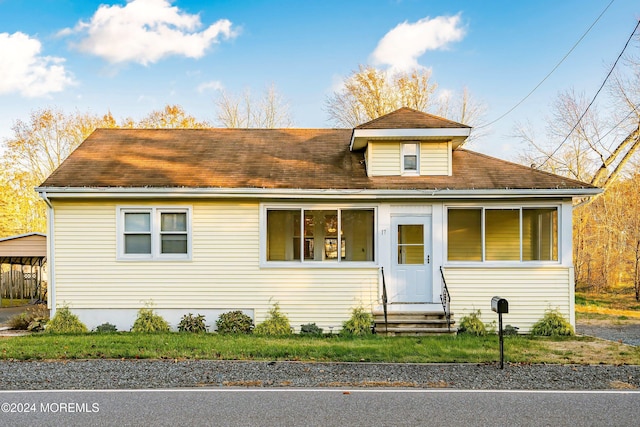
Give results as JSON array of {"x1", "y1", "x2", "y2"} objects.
[{"x1": 491, "y1": 296, "x2": 509, "y2": 369}]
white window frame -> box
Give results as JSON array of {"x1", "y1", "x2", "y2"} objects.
[
  {"x1": 444, "y1": 204, "x2": 561, "y2": 266},
  {"x1": 260, "y1": 204, "x2": 378, "y2": 268},
  {"x1": 117, "y1": 206, "x2": 192, "y2": 261},
  {"x1": 402, "y1": 142, "x2": 420, "y2": 175}
]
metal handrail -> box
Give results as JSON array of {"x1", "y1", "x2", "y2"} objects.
[
  {"x1": 381, "y1": 267, "x2": 388, "y2": 333},
  {"x1": 439, "y1": 266, "x2": 451, "y2": 332}
]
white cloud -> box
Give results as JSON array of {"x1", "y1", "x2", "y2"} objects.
[
  {"x1": 62, "y1": 0, "x2": 238, "y2": 65},
  {"x1": 0, "y1": 32, "x2": 74, "y2": 97},
  {"x1": 371, "y1": 14, "x2": 465, "y2": 71},
  {"x1": 197, "y1": 80, "x2": 223, "y2": 93}
]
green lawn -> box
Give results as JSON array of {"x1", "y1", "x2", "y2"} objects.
[
  {"x1": 0, "y1": 299, "x2": 30, "y2": 308},
  {"x1": 1, "y1": 333, "x2": 638, "y2": 365}
]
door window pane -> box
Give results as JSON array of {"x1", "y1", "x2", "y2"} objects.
[{"x1": 398, "y1": 224, "x2": 424, "y2": 264}]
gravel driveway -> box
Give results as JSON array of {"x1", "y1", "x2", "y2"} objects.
[{"x1": 576, "y1": 321, "x2": 640, "y2": 347}]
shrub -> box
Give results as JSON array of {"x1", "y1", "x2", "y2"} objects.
[
  {"x1": 341, "y1": 306, "x2": 373, "y2": 336},
  {"x1": 216, "y1": 310, "x2": 253, "y2": 334},
  {"x1": 46, "y1": 306, "x2": 88, "y2": 333},
  {"x1": 178, "y1": 313, "x2": 208, "y2": 333},
  {"x1": 254, "y1": 302, "x2": 292, "y2": 335},
  {"x1": 530, "y1": 309, "x2": 574, "y2": 336},
  {"x1": 131, "y1": 307, "x2": 170, "y2": 333},
  {"x1": 8, "y1": 304, "x2": 49, "y2": 331},
  {"x1": 94, "y1": 322, "x2": 118, "y2": 333},
  {"x1": 457, "y1": 310, "x2": 487, "y2": 336},
  {"x1": 300, "y1": 323, "x2": 323, "y2": 336},
  {"x1": 503, "y1": 324, "x2": 520, "y2": 336}
]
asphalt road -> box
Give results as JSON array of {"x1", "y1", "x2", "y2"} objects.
[{"x1": 0, "y1": 389, "x2": 638, "y2": 427}]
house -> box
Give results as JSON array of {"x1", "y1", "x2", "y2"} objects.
[{"x1": 37, "y1": 108, "x2": 600, "y2": 333}]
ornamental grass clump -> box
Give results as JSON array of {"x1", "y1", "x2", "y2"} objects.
[
  {"x1": 131, "y1": 306, "x2": 170, "y2": 333},
  {"x1": 178, "y1": 313, "x2": 208, "y2": 333},
  {"x1": 457, "y1": 310, "x2": 487, "y2": 336},
  {"x1": 530, "y1": 309, "x2": 574, "y2": 336},
  {"x1": 253, "y1": 302, "x2": 291, "y2": 335},
  {"x1": 216, "y1": 310, "x2": 254, "y2": 334},
  {"x1": 341, "y1": 306, "x2": 373, "y2": 336},
  {"x1": 46, "y1": 306, "x2": 88, "y2": 333}
]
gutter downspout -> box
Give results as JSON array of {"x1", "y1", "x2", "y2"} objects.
[{"x1": 39, "y1": 191, "x2": 56, "y2": 318}]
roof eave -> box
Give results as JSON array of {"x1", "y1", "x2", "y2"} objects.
[
  {"x1": 37, "y1": 186, "x2": 602, "y2": 200},
  {"x1": 349, "y1": 128, "x2": 472, "y2": 151}
]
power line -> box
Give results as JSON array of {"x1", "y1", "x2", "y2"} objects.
[
  {"x1": 539, "y1": 18, "x2": 640, "y2": 168},
  {"x1": 478, "y1": 0, "x2": 615, "y2": 129}
]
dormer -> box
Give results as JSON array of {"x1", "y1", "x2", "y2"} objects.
[{"x1": 349, "y1": 108, "x2": 471, "y2": 177}]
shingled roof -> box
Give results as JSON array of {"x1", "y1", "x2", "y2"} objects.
[
  {"x1": 356, "y1": 107, "x2": 470, "y2": 129},
  {"x1": 40, "y1": 127, "x2": 596, "y2": 192}
]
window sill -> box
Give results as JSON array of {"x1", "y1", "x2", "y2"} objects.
[{"x1": 261, "y1": 261, "x2": 378, "y2": 269}]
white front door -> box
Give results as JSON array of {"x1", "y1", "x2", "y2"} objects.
[{"x1": 390, "y1": 216, "x2": 432, "y2": 303}]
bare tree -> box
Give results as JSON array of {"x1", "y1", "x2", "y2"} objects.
[
  {"x1": 325, "y1": 65, "x2": 487, "y2": 138},
  {"x1": 215, "y1": 84, "x2": 293, "y2": 128}
]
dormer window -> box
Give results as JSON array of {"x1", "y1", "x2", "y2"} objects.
[{"x1": 402, "y1": 143, "x2": 419, "y2": 175}]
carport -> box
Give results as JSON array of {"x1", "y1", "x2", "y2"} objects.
[{"x1": 0, "y1": 233, "x2": 47, "y2": 305}]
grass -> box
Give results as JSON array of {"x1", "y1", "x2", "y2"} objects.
[
  {"x1": 575, "y1": 288, "x2": 640, "y2": 322},
  {"x1": 0, "y1": 299, "x2": 30, "y2": 308},
  {"x1": 0, "y1": 332, "x2": 638, "y2": 365}
]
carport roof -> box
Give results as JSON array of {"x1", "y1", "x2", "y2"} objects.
[{"x1": 0, "y1": 233, "x2": 46, "y2": 265}]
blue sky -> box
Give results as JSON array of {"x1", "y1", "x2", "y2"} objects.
[{"x1": 0, "y1": 0, "x2": 637, "y2": 159}]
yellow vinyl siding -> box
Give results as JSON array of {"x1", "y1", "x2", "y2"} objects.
[
  {"x1": 420, "y1": 142, "x2": 449, "y2": 175},
  {"x1": 365, "y1": 141, "x2": 450, "y2": 176},
  {"x1": 366, "y1": 142, "x2": 401, "y2": 176},
  {"x1": 444, "y1": 267, "x2": 572, "y2": 332},
  {"x1": 52, "y1": 200, "x2": 377, "y2": 329}
]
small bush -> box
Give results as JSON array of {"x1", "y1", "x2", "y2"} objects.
[
  {"x1": 341, "y1": 306, "x2": 373, "y2": 336},
  {"x1": 254, "y1": 302, "x2": 292, "y2": 335},
  {"x1": 131, "y1": 307, "x2": 170, "y2": 333},
  {"x1": 46, "y1": 307, "x2": 88, "y2": 333},
  {"x1": 94, "y1": 322, "x2": 118, "y2": 333},
  {"x1": 8, "y1": 304, "x2": 49, "y2": 330},
  {"x1": 530, "y1": 309, "x2": 574, "y2": 336},
  {"x1": 178, "y1": 313, "x2": 207, "y2": 333},
  {"x1": 503, "y1": 324, "x2": 520, "y2": 336},
  {"x1": 458, "y1": 310, "x2": 487, "y2": 336},
  {"x1": 300, "y1": 323, "x2": 323, "y2": 336},
  {"x1": 216, "y1": 310, "x2": 253, "y2": 334}
]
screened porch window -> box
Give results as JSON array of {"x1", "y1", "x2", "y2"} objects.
[
  {"x1": 266, "y1": 208, "x2": 375, "y2": 263},
  {"x1": 447, "y1": 207, "x2": 558, "y2": 262}
]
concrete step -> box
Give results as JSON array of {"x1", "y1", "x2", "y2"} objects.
[{"x1": 374, "y1": 321, "x2": 454, "y2": 329}]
